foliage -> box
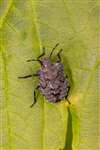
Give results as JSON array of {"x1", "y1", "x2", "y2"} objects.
[{"x1": 0, "y1": 0, "x2": 99, "y2": 150}]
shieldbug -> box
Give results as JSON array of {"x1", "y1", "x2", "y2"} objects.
[{"x1": 18, "y1": 43, "x2": 70, "y2": 107}]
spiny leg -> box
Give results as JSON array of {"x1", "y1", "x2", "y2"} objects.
[
  {"x1": 37, "y1": 46, "x2": 45, "y2": 59},
  {"x1": 27, "y1": 47, "x2": 45, "y2": 64},
  {"x1": 18, "y1": 73, "x2": 38, "y2": 79},
  {"x1": 30, "y1": 85, "x2": 40, "y2": 107},
  {"x1": 57, "y1": 49, "x2": 63, "y2": 62},
  {"x1": 27, "y1": 59, "x2": 42, "y2": 65},
  {"x1": 49, "y1": 43, "x2": 59, "y2": 58}
]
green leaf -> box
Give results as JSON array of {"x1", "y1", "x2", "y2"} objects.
[{"x1": 0, "y1": 0, "x2": 99, "y2": 150}]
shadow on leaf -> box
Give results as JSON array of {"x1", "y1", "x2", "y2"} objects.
[{"x1": 64, "y1": 107, "x2": 73, "y2": 150}]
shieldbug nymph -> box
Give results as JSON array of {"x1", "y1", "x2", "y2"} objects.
[{"x1": 18, "y1": 43, "x2": 70, "y2": 107}]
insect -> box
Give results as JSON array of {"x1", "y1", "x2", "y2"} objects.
[{"x1": 18, "y1": 43, "x2": 70, "y2": 107}]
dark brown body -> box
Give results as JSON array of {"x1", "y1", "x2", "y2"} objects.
[{"x1": 38, "y1": 58, "x2": 69, "y2": 103}]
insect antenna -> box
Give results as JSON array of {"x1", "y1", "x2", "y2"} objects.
[{"x1": 49, "y1": 43, "x2": 59, "y2": 58}]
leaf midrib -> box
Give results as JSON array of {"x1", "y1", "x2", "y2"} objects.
[{"x1": 28, "y1": 0, "x2": 45, "y2": 149}]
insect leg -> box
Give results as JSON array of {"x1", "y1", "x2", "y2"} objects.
[
  {"x1": 49, "y1": 43, "x2": 59, "y2": 58},
  {"x1": 30, "y1": 85, "x2": 40, "y2": 107},
  {"x1": 57, "y1": 49, "x2": 63, "y2": 62},
  {"x1": 37, "y1": 46, "x2": 45, "y2": 59},
  {"x1": 27, "y1": 59, "x2": 42, "y2": 65},
  {"x1": 27, "y1": 47, "x2": 45, "y2": 64},
  {"x1": 18, "y1": 73, "x2": 38, "y2": 79}
]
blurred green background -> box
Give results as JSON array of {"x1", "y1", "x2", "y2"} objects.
[{"x1": 0, "y1": 0, "x2": 99, "y2": 150}]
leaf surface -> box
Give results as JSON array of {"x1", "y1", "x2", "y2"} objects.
[{"x1": 0, "y1": 0, "x2": 99, "y2": 150}]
